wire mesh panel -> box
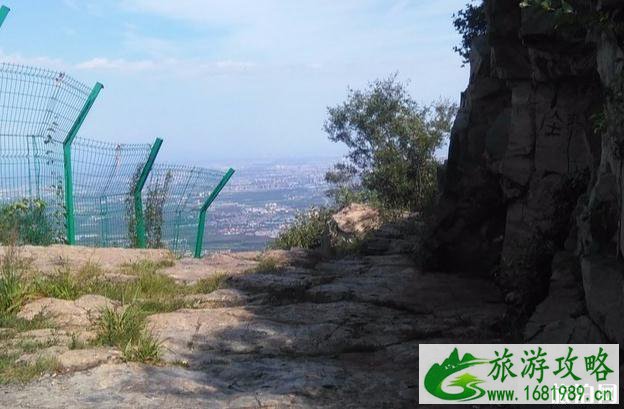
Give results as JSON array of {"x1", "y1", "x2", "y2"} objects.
[
  {"x1": 0, "y1": 64, "x2": 232, "y2": 253},
  {"x1": 0, "y1": 63, "x2": 92, "y2": 243},
  {"x1": 143, "y1": 164, "x2": 227, "y2": 255},
  {"x1": 71, "y1": 137, "x2": 152, "y2": 247}
]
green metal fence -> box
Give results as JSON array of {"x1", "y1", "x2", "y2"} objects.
[
  {"x1": 0, "y1": 6, "x2": 9, "y2": 29},
  {"x1": 142, "y1": 165, "x2": 234, "y2": 257},
  {"x1": 71, "y1": 137, "x2": 153, "y2": 248},
  {"x1": 0, "y1": 63, "x2": 93, "y2": 243},
  {"x1": 0, "y1": 8, "x2": 233, "y2": 256}
]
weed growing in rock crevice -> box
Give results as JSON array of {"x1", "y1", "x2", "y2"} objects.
[
  {"x1": 33, "y1": 260, "x2": 227, "y2": 312},
  {"x1": 0, "y1": 355, "x2": 61, "y2": 384},
  {"x1": 191, "y1": 272, "x2": 229, "y2": 294},
  {"x1": 0, "y1": 247, "x2": 31, "y2": 317},
  {"x1": 96, "y1": 305, "x2": 160, "y2": 364},
  {"x1": 1, "y1": 250, "x2": 228, "y2": 370},
  {"x1": 33, "y1": 268, "x2": 81, "y2": 300}
]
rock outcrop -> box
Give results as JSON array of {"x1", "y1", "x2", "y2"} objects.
[
  {"x1": 1, "y1": 233, "x2": 506, "y2": 408},
  {"x1": 331, "y1": 203, "x2": 381, "y2": 237},
  {"x1": 429, "y1": 0, "x2": 624, "y2": 343}
]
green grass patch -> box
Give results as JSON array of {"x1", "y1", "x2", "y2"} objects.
[
  {"x1": 0, "y1": 248, "x2": 31, "y2": 316},
  {"x1": 0, "y1": 312, "x2": 53, "y2": 334},
  {"x1": 122, "y1": 258, "x2": 175, "y2": 276},
  {"x1": 250, "y1": 257, "x2": 281, "y2": 274},
  {"x1": 0, "y1": 355, "x2": 60, "y2": 384},
  {"x1": 96, "y1": 305, "x2": 160, "y2": 364},
  {"x1": 0, "y1": 268, "x2": 29, "y2": 316},
  {"x1": 122, "y1": 331, "x2": 161, "y2": 364},
  {"x1": 96, "y1": 306, "x2": 145, "y2": 348},
  {"x1": 33, "y1": 268, "x2": 82, "y2": 300},
  {"x1": 30, "y1": 262, "x2": 227, "y2": 310},
  {"x1": 90, "y1": 271, "x2": 180, "y2": 305},
  {"x1": 76, "y1": 261, "x2": 104, "y2": 278},
  {"x1": 1, "y1": 248, "x2": 226, "y2": 369},
  {"x1": 14, "y1": 338, "x2": 58, "y2": 354},
  {"x1": 192, "y1": 272, "x2": 228, "y2": 293},
  {"x1": 138, "y1": 298, "x2": 195, "y2": 315},
  {"x1": 0, "y1": 199, "x2": 64, "y2": 246}
]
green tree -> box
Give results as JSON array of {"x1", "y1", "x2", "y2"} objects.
[
  {"x1": 453, "y1": 1, "x2": 487, "y2": 65},
  {"x1": 324, "y1": 74, "x2": 457, "y2": 211}
]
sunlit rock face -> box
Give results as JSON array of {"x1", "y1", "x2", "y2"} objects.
[{"x1": 428, "y1": 0, "x2": 624, "y2": 331}]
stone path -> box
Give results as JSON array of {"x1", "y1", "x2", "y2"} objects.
[{"x1": 1, "y1": 242, "x2": 507, "y2": 408}]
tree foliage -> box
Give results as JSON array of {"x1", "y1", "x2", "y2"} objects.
[
  {"x1": 271, "y1": 207, "x2": 333, "y2": 250},
  {"x1": 324, "y1": 74, "x2": 457, "y2": 211},
  {"x1": 0, "y1": 199, "x2": 62, "y2": 245},
  {"x1": 453, "y1": 1, "x2": 487, "y2": 65},
  {"x1": 125, "y1": 167, "x2": 171, "y2": 248},
  {"x1": 519, "y1": 0, "x2": 573, "y2": 13}
]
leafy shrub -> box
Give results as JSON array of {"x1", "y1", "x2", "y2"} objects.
[
  {"x1": 452, "y1": 1, "x2": 487, "y2": 65},
  {"x1": 0, "y1": 199, "x2": 62, "y2": 245},
  {"x1": 324, "y1": 74, "x2": 456, "y2": 211},
  {"x1": 328, "y1": 185, "x2": 381, "y2": 210},
  {"x1": 125, "y1": 166, "x2": 172, "y2": 249},
  {"x1": 144, "y1": 171, "x2": 173, "y2": 248},
  {"x1": 271, "y1": 208, "x2": 333, "y2": 250}
]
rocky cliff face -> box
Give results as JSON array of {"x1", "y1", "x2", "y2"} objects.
[{"x1": 429, "y1": 0, "x2": 624, "y2": 343}]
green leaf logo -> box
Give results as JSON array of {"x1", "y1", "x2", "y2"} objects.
[{"x1": 424, "y1": 348, "x2": 488, "y2": 401}]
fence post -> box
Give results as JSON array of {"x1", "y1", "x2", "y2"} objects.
[
  {"x1": 134, "y1": 138, "x2": 163, "y2": 248},
  {"x1": 194, "y1": 168, "x2": 235, "y2": 258},
  {"x1": 0, "y1": 6, "x2": 9, "y2": 29},
  {"x1": 63, "y1": 82, "x2": 103, "y2": 245}
]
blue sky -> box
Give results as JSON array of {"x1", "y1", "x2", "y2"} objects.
[{"x1": 0, "y1": 0, "x2": 468, "y2": 166}]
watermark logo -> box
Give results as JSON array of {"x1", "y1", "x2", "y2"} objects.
[
  {"x1": 419, "y1": 344, "x2": 619, "y2": 405},
  {"x1": 424, "y1": 348, "x2": 488, "y2": 401}
]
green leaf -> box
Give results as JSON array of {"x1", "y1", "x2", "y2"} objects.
[{"x1": 561, "y1": 0, "x2": 574, "y2": 13}]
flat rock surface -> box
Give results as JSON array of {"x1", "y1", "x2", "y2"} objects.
[
  {"x1": 1, "y1": 247, "x2": 506, "y2": 408},
  {"x1": 17, "y1": 295, "x2": 119, "y2": 328},
  {"x1": 163, "y1": 251, "x2": 260, "y2": 282},
  {"x1": 0, "y1": 245, "x2": 173, "y2": 274},
  {"x1": 161, "y1": 249, "x2": 320, "y2": 282}
]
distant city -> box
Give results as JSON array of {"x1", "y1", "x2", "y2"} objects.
[{"x1": 202, "y1": 158, "x2": 336, "y2": 252}]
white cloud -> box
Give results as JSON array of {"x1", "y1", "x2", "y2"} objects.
[
  {"x1": 119, "y1": 0, "x2": 463, "y2": 26},
  {"x1": 75, "y1": 57, "x2": 156, "y2": 71},
  {"x1": 1, "y1": 48, "x2": 257, "y2": 79},
  {"x1": 0, "y1": 50, "x2": 69, "y2": 71},
  {"x1": 118, "y1": 0, "x2": 465, "y2": 65},
  {"x1": 74, "y1": 56, "x2": 256, "y2": 76},
  {"x1": 3, "y1": 0, "x2": 466, "y2": 82}
]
